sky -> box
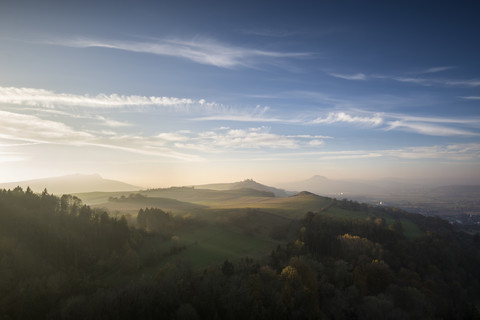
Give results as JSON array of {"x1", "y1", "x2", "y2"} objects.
[{"x1": 0, "y1": 0, "x2": 479, "y2": 187}]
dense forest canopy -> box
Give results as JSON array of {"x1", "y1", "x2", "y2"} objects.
[{"x1": 0, "y1": 187, "x2": 479, "y2": 319}]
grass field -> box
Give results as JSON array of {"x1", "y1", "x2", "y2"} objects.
[
  {"x1": 167, "y1": 225, "x2": 277, "y2": 267},
  {"x1": 397, "y1": 219, "x2": 423, "y2": 239},
  {"x1": 77, "y1": 187, "x2": 423, "y2": 245},
  {"x1": 139, "y1": 224, "x2": 278, "y2": 269}
]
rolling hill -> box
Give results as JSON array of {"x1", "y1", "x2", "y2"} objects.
[{"x1": 194, "y1": 179, "x2": 294, "y2": 197}]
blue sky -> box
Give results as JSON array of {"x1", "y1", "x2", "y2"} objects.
[{"x1": 0, "y1": 1, "x2": 479, "y2": 187}]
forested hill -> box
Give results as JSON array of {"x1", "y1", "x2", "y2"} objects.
[{"x1": 1, "y1": 187, "x2": 479, "y2": 319}]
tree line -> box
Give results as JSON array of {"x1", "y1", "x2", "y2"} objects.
[{"x1": 1, "y1": 187, "x2": 479, "y2": 319}]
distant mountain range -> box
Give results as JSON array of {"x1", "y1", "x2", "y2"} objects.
[
  {"x1": 2, "y1": 173, "x2": 478, "y2": 211},
  {"x1": 0, "y1": 174, "x2": 142, "y2": 194}
]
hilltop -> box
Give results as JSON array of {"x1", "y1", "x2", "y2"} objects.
[{"x1": 195, "y1": 179, "x2": 294, "y2": 197}]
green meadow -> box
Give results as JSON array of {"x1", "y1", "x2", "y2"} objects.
[{"x1": 74, "y1": 186, "x2": 423, "y2": 270}]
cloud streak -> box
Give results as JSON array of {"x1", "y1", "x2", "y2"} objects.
[
  {"x1": 0, "y1": 110, "x2": 328, "y2": 164},
  {"x1": 0, "y1": 110, "x2": 203, "y2": 161},
  {"x1": 384, "y1": 144, "x2": 480, "y2": 160},
  {"x1": 0, "y1": 110, "x2": 94, "y2": 143},
  {"x1": 309, "y1": 110, "x2": 479, "y2": 137},
  {"x1": 383, "y1": 76, "x2": 480, "y2": 87},
  {"x1": 312, "y1": 112, "x2": 383, "y2": 126},
  {"x1": 199, "y1": 107, "x2": 479, "y2": 138},
  {"x1": 49, "y1": 36, "x2": 311, "y2": 69},
  {"x1": 173, "y1": 127, "x2": 327, "y2": 151},
  {"x1": 420, "y1": 66, "x2": 454, "y2": 74},
  {"x1": 0, "y1": 86, "x2": 215, "y2": 110},
  {"x1": 329, "y1": 73, "x2": 367, "y2": 80},
  {"x1": 282, "y1": 143, "x2": 480, "y2": 162},
  {"x1": 460, "y1": 96, "x2": 480, "y2": 100},
  {"x1": 386, "y1": 120, "x2": 479, "y2": 137}
]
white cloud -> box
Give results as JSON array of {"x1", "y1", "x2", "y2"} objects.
[
  {"x1": 193, "y1": 105, "x2": 300, "y2": 123},
  {"x1": 95, "y1": 116, "x2": 132, "y2": 127},
  {"x1": 194, "y1": 114, "x2": 289, "y2": 123},
  {"x1": 0, "y1": 110, "x2": 93, "y2": 143},
  {"x1": 155, "y1": 132, "x2": 189, "y2": 142},
  {"x1": 312, "y1": 112, "x2": 383, "y2": 126},
  {"x1": 386, "y1": 120, "x2": 479, "y2": 137},
  {"x1": 443, "y1": 79, "x2": 480, "y2": 87},
  {"x1": 0, "y1": 110, "x2": 203, "y2": 162},
  {"x1": 197, "y1": 128, "x2": 300, "y2": 149},
  {"x1": 83, "y1": 141, "x2": 204, "y2": 162},
  {"x1": 308, "y1": 140, "x2": 325, "y2": 146},
  {"x1": 388, "y1": 114, "x2": 478, "y2": 125},
  {"x1": 173, "y1": 127, "x2": 326, "y2": 151},
  {"x1": 309, "y1": 110, "x2": 478, "y2": 137},
  {"x1": 0, "y1": 150, "x2": 26, "y2": 163},
  {"x1": 49, "y1": 36, "x2": 311, "y2": 69},
  {"x1": 384, "y1": 76, "x2": 480, "y2": 88},
  {"x1": 391, "y1": 77, "x2": 429, "y2": 84},
  {"x1": 318, "y1": 153, "x2": 382, "y2": 160},
  {"x1": 285, "y1": 143, "x2": 480, "y2": 162},
  {"x1": 286, "y1": 134, "x2": 332, "y2": 139},
  {"x1": 329, "y1": 73, "x2": 367, "y2": 80},
  {"x1": 239, "y1": 28, "x2": 297, "y2": 38},
  {"x1": 0, "y1": 86, "x2": 212, "y2": 110},
  {"x1": 460, "y1": 96, "x2": 480, "y2": 100},
  {"x1": 384, "y1": 143, "x2": 480, "y2": 160},
  {"x1": 420, "y1": 66, "x2": 454, "y2": 74}
]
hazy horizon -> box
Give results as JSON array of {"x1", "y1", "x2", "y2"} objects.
[
  {"x1": 0, "y1": 172, "x2": 478, "y2": 191},
  {"x1": 1, "y1": 1, "x2": 479, "y2": 188}
]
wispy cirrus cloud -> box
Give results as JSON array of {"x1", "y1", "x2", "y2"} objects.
[
  {"x1": 279, "y1": 143, "x2": 480, "y2": 162},
  {"x1": 312, "y1": 112, "x2": 383, "y2": 126},
  {"x1": 0, "y1": 86, "x2": 211, "y2": 109},
  {"x1": 0, "y1": 110, "x2": 202, "y2": 161},
  {"x1": 384, "y1": 143, "x2": 480, "y2": 160},
  {"x1": 3, "y1": 86, "x2": 478, "y2": 140},
  {"x1": 366, "y1": 65, "x2": 480, "y2": 87},
  {"x1": 0, "y1": 109, "x2": 328, "y2": 164},
  {"x1": 375, "y1": 75, "x2": 480, "y2": 87},
  {"x1": 200, "y1": 106, "x2": 479, "y2": 138},
  {"x1": 460, "y1": 96, "x2": 480, "y2": 100},
  {"x1": 174, "y1": 127, "x2": 326, "y2": 151},
  {"x1": 0, "y1": 110, "x2": 93, "y2": 143},
  {"x1": 193, "y1": 105, "x2": 303, "y2": 123},
  {"x1": 0, "y1": 150, "x2": 26, "y2": 163},
  {"x1": 95, "y1": 116, "x2": 132, "y2": 127},
  {"x1": 239, "y1": 28, "x2": 298, "y2": 38},
  {"x1": 6, "y1": 89, "x2": 291, "y2": 125},
  {"x1": 386, "y1": 120, "x2": 479, "y2": 137},
  {"x1": 19, "y1": 106, "x2": 133, "y2": 129},
  {"x1": 419, "y1": 66, "x2": 454, "y2": 74},
  {"x1": 329, "y1": 73, "x2": 367, "y2": 80},
  {"x1": 389, "y1": 114, "x2": 478, "y2": 125},
  {"x1": 317, "y1": 153, "x2": 382, "y2": 161},
  {"x1": 47, "y1": 36, "x2": 312, "y2": 69},
  {"x1": 442, "y1": 79, "x2": 480, "y2": 87},
  {"x1": 383, "y1": 113, "x2": 480, "y2": 137},
  {"x1": 390, "y1": 77, "x2": 429, "y2": 85},
  {"x1": 309, "y1": 110, "x2": 479, "y2": 137}
]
